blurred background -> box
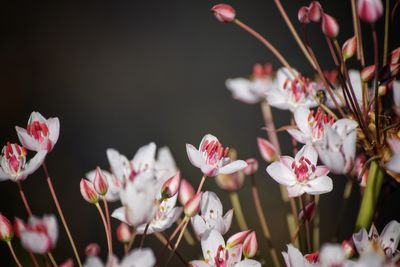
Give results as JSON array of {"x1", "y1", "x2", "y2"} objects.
[{"x1": 1, "y1": 0, "x2": 399, "y2": 266}]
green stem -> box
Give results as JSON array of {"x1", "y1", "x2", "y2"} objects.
[
  {"x1": 355, "y1": 161, "x2": 384, "y2": 230},
  {"x1": 229, "y1": 192, "x2": 248, "y2": 231}
]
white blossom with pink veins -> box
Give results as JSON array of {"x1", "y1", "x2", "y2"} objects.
[
  {"x1": 386, "y1": 138, "x2": 400, "y2": 174},
  {"x1": 84, "y1": 248, "x2": 155, "y2": 267},
  {"x1": 186, "y1": 134, "x2": 247, "y2": 177},
  {"x1": 266, "y1": 68, "x2": 317, "y2": 112},
  {"x1": 266, "y1": 145, "x2": 333, "y2": 197},
  {"x1": 15, "y1": 111, "x2": 60, "y2": 152},
  {"x1": 15, "y1": 215, "x2": 58, "y2": 254},
  {"x1": 191, "y1": 191, "x2": 233, "y2": 238},
  {"x1": 190, "y1": 230, "x2": 261, "y2": 267},
  {"x1": 0, "y1": 142, "x2": 47, "y2": 182}
]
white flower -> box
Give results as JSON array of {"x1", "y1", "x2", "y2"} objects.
[
  {"x1": 186, "y1": 134, "x2": 247, "y2": 177},
  {"x1": 386, "y1": 138, "x2": 400, "y2": 173},
  {"x1": 266, "y1": 68, "x2": 317, "y2": 112},
  {"x1": 315, "y1": 119, "x2": 358, "y2": 174},
  {"x1": 0, "y1": 142, "x2": 47, "y2": 182},
  {"x1": 86, "y1": 169, "x2": 122, "y2": 202},
  {"x1": 84, "y1": 248, "x2": 155, "y2": 267},
  {"x1": 266, "y1": 145, "x2": 333, "y2": 197},
  {"x1": 282, "y1": 244, "x2": 314, "y2": 267},
  {"x1": 190, "y1": 230, "x2": 261, "y2": 267},
  {"x1": 191, "y1": 191, "x2": 233, "y2": 237},
  {"x1": 15, "y1": 111, "x2": 60, "y2": 152}
]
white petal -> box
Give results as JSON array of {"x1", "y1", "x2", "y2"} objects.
[
  {"x1": 287, "y1": 184, "x2": 305, "y2": 198},
  {"x1": 201, "y1": 191, "x2": 223, "y2": 219},
  {"x1": 106, "y1": 148, "x2": 130, "y2": 182},
  {"x1": 388, "y1": 138, "x2": 400, "y2": 154},
  {"x1": 387, "y1": 154, "x2": 400, "y2": 173},
  {"x1": 287, "y1": 129, "x2": 308, "y2": 144},
  {"x1": 22, "y1": 150, "x2": 47, "y2": 179},
  {"x1": 304, "y1": 176, "x2": 333, "y2": 195},
  {"x1": 199, "y1": 134, "x2": 219, "y2": 149},
  {"x1": 132, "y1": 142, "x2": 156, "y2": 173},
  {"x1": 21, "y1": 231, "x2": 51, "y2": 254},
  {"x1": 222, "y1": 209, "x2": 233, "y2": 235},
  {"x1": 0, "y1": 168, "x2": 11, "y2": 181},
  {"x1": 379, "y1": 220, "x2": 400, "y2": 255},
  {"x1": 293, "y1": 106, "x2": 312, "y2": 137},
  {"x1": 186, "y1": 144, "x2": 204, "y2": 169},
  {"x1": 15, "y1": 126, "x2": 41, "y2": 151},
  {"x1": 47, "y1": 117, "x2": 60, "y2": 150},
  {"x1": 189, "y1": 260, "x2": 211, "y2": 267},
  {"x1": 266, "y1": 162, "x2": 296, "y2": 186},
  {"x1": 286, "y1": 244, "x2": 307, "y2": 266},
  {"x1": 319, "y1": 244, "x2": 346, "y2": 266},
  {"x1": 120, "y1": 248, "x2": 155, "y2": 267},
  {"x1": 225, "y1": 78, "x2": 261, "y2": 104},
  {"x1": 219, "y1": 160, "x2": 248, "y2": 174},
  {"x1": 348, "y1": 70, "x2": 363, "y2": 105},
  {"x1": 314, "y1": 166, "x2": 330, "y2": 177},
  {"x1": 84, "y1": 256, "x2": 104, "y2": 267},
  {"x1": 296, "y1": 145, "x2": 318, "y2": 165},
  {"x1": 191, "y1": 215, "x2": 208, "y2": 237},
  {"x1": 353, "y1": 229, "x2": 370, "y2": 254},
  {"x1": 234, "y1": 259, "x2": 262, "y2": 267},
  {"x1": 201, "y1": 230, "x2": 225, "y2": 263},
  {"x1": 393, "y1": 81, "x2": 400, "y2": 107},
  {"x1": 43, "y1": 215, "x2": 58, "y2": 248},
  {"x1": 111, "y1": 207, "x2": 129, "y2": 224}
]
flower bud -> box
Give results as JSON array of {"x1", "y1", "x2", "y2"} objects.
[
  {"x1": 226, "y1": 230, "x2": 251, "y2": 248},
  {"x1": 0, "y1": 213, "x2": 13, "y2": 242},
  {"x1": 161, "y1": 171, "x2": 181, "y2": 199},
  {"x1": 357, "y1": 0, "x2": 383, "y2": 23},
  {"x1": 243, "y1": 231, "x2": 258, "y2": 258},
  {"x1": 391, "y1": 47, "x2": 400, "y2": 64},
  {"x1": 80, "y1": 179, "x2": 99, "y2": 204},
  {"x1": 298, "y1": 6, "x2": 310, "y2": 24},
  {"x1": 342, "y1": 36, "x2": 357, "y2": 61},
  {"x1": 93, "y1": 167, "x2": 108, "y2": 196},
  {"x1": 179, "y1": 179, "x2": 195, "y2": 206},
  {"x1": 321, "y1": 13, "x2": 339, "y2": 38},
  {"x1": 257, "y1": 138, "x2": 278, "y2": 163},
  {"x1": 184, "y1": 192, "x2": 202, "y2": 217},
  {"x1": 116, "y1": 223, "x2": 132, "y2": 243},
  {"x1": 211, "y1": 4, "x2": 236, "y2": 23},
  {"x1": 60, "y1": 258, "x2": 74, "y2": 267},
  {"x1": 361, "y1": 65, "x2": 376, "y2": 82},
  {"x1": 309, "y1": 1, "x2": 322, "y2": 22},
  {"x1": 85, "y1": 243, "x2": 100, "y2": 257},
  {"x1": 298, "y1": 201, "x2": 316, "y2": 222},
  {"x1": 342, "y1": 239, "x2": 355, "y2": 258},
  {"x1": 216, "y1": 172, "x2": 245, "y2": 192},
  {"x1": 243, "y1": 158, "x2": 258, "y2": 176}
]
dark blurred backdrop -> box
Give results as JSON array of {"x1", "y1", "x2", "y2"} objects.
[{"x1": 1, "y1": 0, "x2": 400, "y2": 266}]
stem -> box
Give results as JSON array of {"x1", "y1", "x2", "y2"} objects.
[
  {"x1": 156, "y1": 232, "x2": 188, "y2": 266},
  {"x1": 251, "y1": 175, "x2": 281, "y2": 267},
  {"x1": 372, "y1": 26, "x2": 381, "y2": 145},
  {"x1": 300, "y1": 195, "x2": 312, "y2": 253},
  {"x1": 166, "y1": 219, "x2": 189, "y2": 267},
  {"x1": 95, "y1": 203, "x2": 113, "y2": 257},
  {"x1": 102, "y1": 197, "x2": 113, "y2": 252},
  {"x1": 140, "y1": 223, "x2": 150, "y2": 248},
  {"x1": 176, "y1": 218, "x2": 195, "y2": 246},
  {"x1": 383, "y1": 0, "x2": 390, "y2": 65},
  {"x1": 333, "y1": 179, "x2": 353, "y2": 241},
  {"x1": 197, "y1": 175, "x2": 206, "y2": 194},
  {"x1": 17, "y1": 181, "x2": 33, "y2": 216},
  {"x1": 48, "y1": 252, "x2": 58, "y2": 267},
  {"x1": 28, "y1": 251, "x2": 40, "y2": 267},
  {"x1": 351, "y1": 0, "x2": 365, "y2": 66},
  {"x1": 123, "y1": 243, "x2": 129, "y2": 255},
  {"x1": 127, "y1": 230, "x2": 137, "y2": 252},
  {"x1": 42, "y1": 163, "x2": 82, "y2": 267},
  {"x1": 356, "y1": 161, "x2": 384, "y2": 230},
  {"x1": 7, "y1": 241, "x2": 22, "y2": 267},
  {"x1": 229, "y1": 192, "x2": 248, "y2": 231}
]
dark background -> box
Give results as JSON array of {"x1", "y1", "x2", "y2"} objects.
[{"x1": 0, "y1": 0, "x2": 399, "y2": 266}]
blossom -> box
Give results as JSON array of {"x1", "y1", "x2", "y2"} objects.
[
  {"x1": 357, "y1": 0, "x2": 383, "y2": 23},
  {"x1": 266, "y1": 145, "x2": 333, "y2": 197},
  {"x1": 190, "y1": 230, "x2": 261, "y2": 267},
  {"x1": 257, "y1": 137, "x2": 278, "y2": 162},
  {"x1": 15, "y1": 214, "x2": 58, "y2": 254},
  {"x1": 282, "y1": 244, "x2": 314, "y2": 267},
  {"x1": 86, "y1": 168, "x2": 121, "y2": 202},
  {"x1": 321, "y1": 13, "x2": 339, "y2": 38},
  {"x1": 186, "y1": 134, "x2": 247, "y2": 177},
  {"x1": 191, "y1": 191, "x2": 233, "y2": 237},
  {"x1": 211, "y1": 4, "x2": 236, "y2": 23},
  {"x1": 84, "y1": 248, "x2": 155, "y2": 267},
  {"x1": 266, "y1": 68, "x2": 317, "y2": 112},
  {"x1": 315, "y1": 119, "x2": 358, "y2": 174},
  {"x1": 15, "y1": 111, "x2": 60, "y2": 152},
  {"x1": 0, "y1": 142, "x2": 47, "y2": 182}
]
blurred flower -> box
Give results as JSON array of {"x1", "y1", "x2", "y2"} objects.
[
  {"x1": 243, "y1": 158, "x2": 258, "y2": 176},
  {"x1": 15, "y1": 111, "x2": 60, "y2": 152},
  {"x1": 309, "y1": 1, "x2": 322, "y2": 22},
  {"x1": 321, "y1": 13, "x2": 339, "y2": 38},
  {"x1": 211, "y1": 4, "x2": 236, "y2": 23},
  {"x1": 282, "y1": 244, "x2": 313, "y2": 267},
  {"x1": 357, "y1": 0, "x2": 383, "y2": 23},
  {"x1": 116, "y1": 223, "x2": 132, "y2": 243},
  {"x1": 15, "y1": 214, "x2": 58, "y2": 254},
  {"x1": 186, "y1": 134, "x2": 247, "y2": 177},
  {"x1": 179, "y1": 179, "x2": 195, "y2": 206},
  {"x1": 361, "y1": 65, "x2": 376, "y2": 82},
  {"x1": 257, "y1": 137, "x2": 278, "y2": 163},
  {"x1": 318, "y1": 244, "x2": 347, "y2": 267},
  {"x1": 184, "y1": 192, "x2": 203, "y2": 217},
  {"x1": 298, "y1": 6, "x2": 310, "y2": 24},
  {"x1": 0, "y1": 142, "x2": 47, "y2": 182},
  {"x1": 226, "y1": 230, "x2": 251, "y2": 248},
  {"x1": 267, "y1": 145, "x2": 333, "y2": 197},
  {"x1": 84, "y1": 248, "x2": 155, "y2": 267},
  {"x1": 86, "y1": 168, "x2": 121, "y2": 202},
  {"x1": 191, "y1": 191, "x2": 233, "y2": 237},
  {"x1": 85, "y1": 243, "x2": 101, "y2": 257},
  {"x1": 93, "y1": 167, "x2": 109, "y2": 196}
]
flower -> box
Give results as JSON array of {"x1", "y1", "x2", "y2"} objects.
[
  {"x1": 0, "y1": 142, "x2": 47, "y2": 182},
  {"x1": 225, "y1": 64, "x2": 275, "y2": 104},
  {"x1": 0, "y1": 213, "x2": 13, "y2": 242},
  {"x1": 161, "y1": 171, "x2": 181, "y2": 199},
  {"x1": 190, "y1": 230, "x2": 261, "y2": 267},
  {"x1": 298, "y1": 7, "x2": 310, "y2": 24},
  {"x1": 243, "y1": 231, "x2": 258, "y2": 258},
  {"x1": 308, "y1": 1, "x2": 322, "y2": 22},
  {"x1": 184, "y1": 192, "x2": 203, "y2": 217},
  {"x1": 315, "y1": 119, "x2": 358, "y2": 174},
  {"x1": 93, "y1": 167, "x2": 109, "y2": 196},
  {"x1": 15, "y1": 214, "x2": 58, "y2": 254},
  {"x1": 80, "y1": 179, "x2": 99, "y2": 204},
  {"x1": 191, "y1": 191, "x2": 233, "y2": 237},
  {"x1": 266, "y1": 145, "x2": 333, "y2": 197},
  {"x1": 321, "y1": 13, "x2": 339, "y2": 38},
  {"x1": 116, "y1": 223, "x2": 132, "y2": 243},
  {"x1": 15, "y1": 111, "x2": 60, "y2": 152},
  {"x1": 257, "y1": 137, "x2": 278, "y2": 163},
  {"x1": 357, "y1": 0, "x2": 383, "y2": 23},
  {"x1": 211, "y1": 4, "x2": 236, "y2": 23},
  {"x1": 342, "y1": 36, "x2": 357, "y2": 60},
  {"x1": 216, "y1": 149, "x2": 246, "y2": 191},
  {"x1": 179, "y1": 179, "x2": 195, "y2": 206},
  {"x1": 243, "y1": 158, "x2": 258, "y2": 176},
  {"x1": 282, "y1": 244, "x2": 314, "y2": 267},
  {"x1": 186, "y1": 134, "x2": 247, "y2": 177},
  {"x1": 353, "y1": 221, "x2": 400, "y2": 259},
  {"x1": 86, "y1": 168, "x2": 121, "y2": 202},
  {"x1": 84, "y1": 248, "x2": 155, "y2": 267}
]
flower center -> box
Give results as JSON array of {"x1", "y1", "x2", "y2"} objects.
[
  {"x1": 27, "y1": 121, "x2": 49, "y2": 144},
  {"x1": 283, "y1": 75, "x2": 310, "y2": 103},
  {"x1": 214, "y1": 245, "x2": 228, "y2": 267},
  {"x1": 2, "y1": 142, "x2": 27, "y2": 174},
  {"x1": 201, "y1": 140, "x2": 229, "y2": 165},
  {"x1": 308, "y1": 108, "x2": 335, "y2": 141},
  {"x1": 291, "y1": 156, "x2": 316, "y2": 183}
]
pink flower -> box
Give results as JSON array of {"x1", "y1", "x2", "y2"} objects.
[
  {"x1": 15, "y1": 214, "x2": 58, "y2": 254},
  {"x1": 309, "y1": 1, "x2": 322, "y2": 22},
  {"x1": 179, "y1": 179, "x2": 195, "y2": 206},
  {"x1": 93, "y1": 167, "x2": 109, "y2": 196},
  {"x1": 357, "y1": 0, "x2": 383, "y2": 23},
  {"x1": 16, "y1": 111, "x2": 60, "y2": 152},
  {"x1": 0, "y1": 142, "x2": 47, "y2": 182},
  {"x1": 211, "y1": 4, "x2": 236, "y2": 23},
  {"x1": 243, "y1": 231, "x2": 258, "y2": 258},
  {"x1": 161, "y1": 171, "x2": 181, "y2": 199},
  {"x1": 186, "y1": 134, "x2": 247, "y2": 177},
  {"x1": 266, "y1": 145, "x2": 333, "y2": 197},
  {"x1": 184, "y1": 192, "x2": 203, "y2": 217},
  {"x1": 116, "y1": 223, "x2": 132, "y2": 243},
  {"x1": 298, "y1": 6, "x2": 310, "y2": 24},
  {"x1": 321, "y1": 13, "x2": 339, "y2": 38},
  {"x1": 342, "y1": 36, "x2": 357, "y2": 60}
]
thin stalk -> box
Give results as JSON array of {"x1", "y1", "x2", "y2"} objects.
[
  {"x1": 300, "y1": 195, "x2": 312, "y2": 253},
  {"x1": 17, "y1": 181, "x2": 33, "y2": 216},
  {"x1": 95, "y1": 203, "x2": 112, "y2": 257},
  {"x1": 166, "y1": 219, "x2": 189, "y2": 267},
  {"x1": 102, "y1": 197, "x2": 113, "y2": 252},
  {"x1": 372, "y1": 26, "x2": 381, "y2": 145},
  {"x1": 28, "y1": 251, "x2": 40, "y2": 267},
  {"x1": 229, "y1": 192, "x2": 248, "y2": 231},
  {"x1": 48, "y1": 252, "x2": 58, "y2": 267},
  {"x1": 7, "y1": 241, "x2": 22, "y2": 267},
  {"x1": 383, "y1": 0, "x2": 390, "y2": 65},
  {"x1": 197, "y1": 175, "x2": 206, "y2": 194},
  {"x1": 123, "y1": 243, "x2": 129, "y2": 255},
  {"x1": 42, "y1": 163, "x2": 82, "y2": 267},
  {"x1": 251, "y1": 175, "x2": 281, "y2": 267},
  {"x1": 127, "y1": 230, "x2": 137, "y2": 252},
  {"x1": 351, "y1": 0, "x2": 365, "y2": 66},
  {"x1": 139, "y1": 223, "x2": 150, "y2": 248},
  {"x1": 156, "y1": 232, "x2": 188, "y2": 266},
  {"x1": 176, "y1": 218, "x2": 195, "y2": 246}
]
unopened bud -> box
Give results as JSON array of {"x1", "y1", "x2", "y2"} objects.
[
  {"x1": 80, "y1": 179, "x2": 99, "y2": 204},
  {"x1": 116, "y1": 223, "x2": 132, "y2": 243},
  {"x1": 211, "y1": 4, "x2": 236, "y2": 23},
  {"x1": 179, "y1": 179, "x2": 195, "y2": 206},
  {"x1": 257, "y1": 138, "x2": 278, "y2": 162},
  {"x1": 161, "y1": 171, "x2": 181, "y2": 199},
  {"x1": 85, "y1": 243, "x2": 100, "y2": 257},
  {"x1": 0, "y1": 214, "x2": 13, "y2": 242},
  {"x1": 93, "y1": 167, "x2": 108, "y2": 196},
  {"x1": 361, "y1": 65, "x2": 376, "y2": 82},
  {"x1": 60, "y1": 259, "x2": 74, "y2": 267},
  {"x1": 321, "y1": 13, "x2": 339, "y2": 38},
  {"x1": 391, "y1": 47, "x2": 400, "y2": 64},
  {"x1": 357, "y1": 0, "x2": 383, "y2": 23},
  {"x1": 184, "y1": 192, "x2": 202, "y2": 217},
  {"x1": 226, "y1": 230, "x2": 251, "y2": 248},
  {"x1": 243, "y1": 158, "x2": 258, "y2": 176},
  {"x1": 243, "y1": 231, "x2": 258, "y2": 258},
  {"x1": 342, "y1": 36, "x2": 357, "y2": 61},
  {"x1": 298, "y1": 6, "x2": 310, "y2": 24},
  {"x1": 309, "y1": 1, "x2": 322, "y2": 22}
]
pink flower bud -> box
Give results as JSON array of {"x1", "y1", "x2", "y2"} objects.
[
  {"x1": 391, "y1": 47, "x2": 400, "y2": 64},
  {"x1": 361, "y1": 65, "x2": 376, "y2": 82},
  {"x1": 80, "y1": 179, "x2": 99, "y2": 204},
  {"x1": 298, "y1": 201, "x2": 316, "y2": 222},
  {"x1": 298, "y1": 6, "x2": 310, "y2": 24},
  {"x1": 0, "y1": 213, "x2": 13, "y2": 241},
  {"x1": 60, "y1": 258, "x2": 74, "y2": 267},
  {"x1": 243, "y1": 231, "x2": 258, "y2": 258},
  {"x1": 342, "y1": 36, "x2": 357, "y2": 61},
  {"x1": 179, "y1": 179, "x2": 195, "y2": 206},
  {"x1": 116, "y1": 223, "x2": 132, "y2": 243},
  {"x1": 357, "y1": 0, "x2": 383, "y2": 23},
  {"x1": 85, "y1": 243, "x2": 100, "y2": 257},
  {"x1": 211, "y1": 4, "x2": 236, "y2": 23},
  {"x1": 184, "y1": 192, "x2": 202, "y2": 217},
  {"x1": 309, "y1": 1, "x2": 322, "y2": 22},
  {"x1": 243, "y1": 158, "x2": 258, "y2": 176},
  {"x1": 257, "y1": 138, "x2": 278, "y2": 163},
  {"x1": 161, "y1": 171, "x2": 181, "y2": 199},
  {"x1": 93, "y1": 167, "x2": 108, "y2": 196},
  {"x1": 321, "y1": 13, "x2": 339, "y2": 38},
  {"x1": 342, "y1": 239, "x2": 355, "y2": 258},
  {"x1": 226, "y1": 230, "x2": 251, "y2": 248}
]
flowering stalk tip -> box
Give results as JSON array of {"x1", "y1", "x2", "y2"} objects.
[
  {"x1": 0, "y1": 213, "x2": 13, "y2": 242},
  {"x1": 243, "y1": 231, "x2": 258, "y2": 258},
  {"x1": 321, "y1": 13, "x2": 339, "y2": 38},
  {"x1": 211, "y1": 4, "x2": 236, "y2": 23},
  {"x1": 80, "y1": 179, "x2": 99, "y2": 204},
  {"x1": 161, "y1": 171, "x2": 181, "y2": 199},
  {"x1": 93, "y1": 167, "x2": 108, "y2": 196}
]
